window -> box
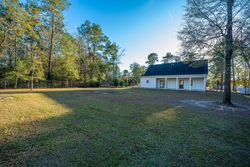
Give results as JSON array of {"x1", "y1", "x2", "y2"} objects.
[
  {"x1": 179, "y1": 79, "x2": 184, "y2": 89},
  {"x1": 191, "y1": 80, "x2": 194, "y2": 86},
  {"x1": 159, "y1": 80, "x2": 165, "y2": 88},
  {"x1": 146, "y1": 80, "x2": 149, "y2": 83}
]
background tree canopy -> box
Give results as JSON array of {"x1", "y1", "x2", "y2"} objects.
[{"x1": 0, "y1": 0, "x2": 139, "y2": 88}]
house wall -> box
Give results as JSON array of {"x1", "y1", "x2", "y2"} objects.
[
  {"x1": 167, "y1": 78, "x2": 176, "y2": 89},
  {"x1": 192, "y1": 78, "x2": 205, "y2": 91},
  {"x1": 156, "y1": 79, "x2": 161, "y2": 88},
  {"x1": 183, "y1": 78, "x2": 190, "y2": 90},
  {"x1": 140, "y1": 77, "x2": 156, "y2": 88},
  {"x1": 140, "y1": 75, "x2": 207, "y2": 91}
]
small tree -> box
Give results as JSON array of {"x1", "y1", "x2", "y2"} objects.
[
  {"x1": 122, "y1": 69, "x2": 130, "y2": 87},
  {"x1": 5, "y1": 59, "x2": 28, "y2": 88},
  {"x1": 54, "y1": 33, "x2": 79, "y2": 86},
  {"x1": 146, "y1": 53, "x2": 158, "y2": 65},
  {"x1": 130, "y1": 62, "x2": 146, "y2": 85},
  {"x1": 162, "y1": 52, "x2": 180, "y2": 63}
]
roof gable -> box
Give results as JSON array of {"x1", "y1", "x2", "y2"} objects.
[{"x1": 143, "y1": 60, "x2": 208, "y2": 76}]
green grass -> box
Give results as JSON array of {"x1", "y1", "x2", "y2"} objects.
[{"x1": 0, "y1": 88, "x2": 249, "y2": 166}]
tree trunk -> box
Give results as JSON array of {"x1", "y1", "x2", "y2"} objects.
[
  {"x1": 47, "y1": 14, "x2": 55, "y2": 84},
  {"x1": 220, "y1": 73, "x2": 223, "y2": 90},
  {"x1": 15, "y1": 78, "x2": 18, "y2": 89},
  {"x1": 79, "y1": 45, "x2": 87, "y2": 85},
  {"x1": 89, "y1": 56, "x2": 92, "y2": 81},
  {"x1": 0, "y1": 31, "x2": 7, "y2": 49},
  {"x1": 83, "y1": 57, "x2": 87, "y2": 85},
  {"x1": 241, "y1": 52, "x2": 250, "y2": 69},
  {"x1": 31, "y1": 75, "x2": 33, "y2": 91},
  {"x1": 30, "y1": 42, "x2": 34, "y2": 91},
  {"x1": 14, "y1": 35, "x2": 18, "y2": 86},
  {"x1": 223, "y1": 0, "x2": 233, "y2": 105},
  {"x1": 0, "y1": 28, "x2": 13, "y2": 50},
  {"x1": 66, "y1": 79, "x2": 69, "y2": 87},
  {"x1": 4, "y1": 80, "x2": 7, "y2": 89},
  {"x1": 244, "y1": 62, "x2": 247, "y2": 94},
  {"x1": 232, "y1": 56, "x2": 236, "y2": 91},
  {"x1": 90, "y1": 54, "x2": 94, "y2": 81},
  {"x1": 90, "y1": 44, "x2": 96, "y2": 82},
  {"x1": 14, "y1": 35, "x2": 17, "y2": 64},
  {"x1": 248, "y1": 66, "x2": 250, "y2": 88},
  {"x1": 8, "y1": 46, "x2": 12, "y2": 69},
  {"x1": 113, "y1": 62, "x2": 115, "y2": 86}
]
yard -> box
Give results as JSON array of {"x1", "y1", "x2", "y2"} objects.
[{"x1": 0, "y1": 88, "x2": 249, "y2": 166}]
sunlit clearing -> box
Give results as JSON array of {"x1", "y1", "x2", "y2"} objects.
[
  {"x1": 145, "y1": 107, "x2": 179, "y2": 125},
  {"x1": 0, "y1": 93, "x2": 73, "y2": 125},
  {"x1": 0, "y1": 93, "x2": 73, "y2": 141}
]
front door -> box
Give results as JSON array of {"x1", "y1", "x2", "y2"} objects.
[
  {"x1": 179, "y1": 79, "x2": 184, "y2": 89},
  {"x1": 160, "y1": 79, "x2": 165, "y2": 88}
]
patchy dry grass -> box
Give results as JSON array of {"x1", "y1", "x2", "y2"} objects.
[{"x1": 0, "y1": 88, "x2": 249, "y2": 166}]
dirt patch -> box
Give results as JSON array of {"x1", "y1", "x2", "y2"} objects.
[
  {"x1": 0, "y1": 96, "x2": 15, "y2": 101},
  {"x1": 182, "y1": 100, "x2": 250, "y2": 112}
]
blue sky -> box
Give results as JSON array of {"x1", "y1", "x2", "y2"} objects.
[{"x1": 63, "y1": 0, "x2": 185, "y2": 70}]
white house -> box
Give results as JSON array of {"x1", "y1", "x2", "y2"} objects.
[{"x1": 140, "y1": 60, "x2": 208, "y2": 91}]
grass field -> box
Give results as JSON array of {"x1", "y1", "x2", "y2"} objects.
[{"x1": 0, "y1": 88, "x2": 249, "y2": 166}]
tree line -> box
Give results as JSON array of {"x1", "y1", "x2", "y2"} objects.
[{"x1": 0, "y1": 0, "x2": 146, "y2": 89}]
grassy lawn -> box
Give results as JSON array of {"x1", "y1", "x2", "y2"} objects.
[{"x1": 0, "y1": 88, "x2": 249, "y2": 166}]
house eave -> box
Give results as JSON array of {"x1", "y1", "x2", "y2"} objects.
[{"x1": 141, "y1": 74, "x2": 208, "y2": 78}]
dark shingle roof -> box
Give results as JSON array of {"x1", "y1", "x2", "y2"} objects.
[{"x1": 143, "y1": 60, "x2": 208, "y2": 76}]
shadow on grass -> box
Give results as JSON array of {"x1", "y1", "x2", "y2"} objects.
[{"x1": 0, "y1": 88, "x2": 250, "y2": 166}]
